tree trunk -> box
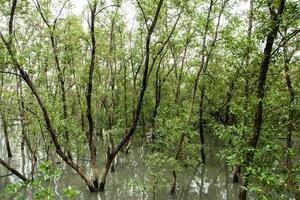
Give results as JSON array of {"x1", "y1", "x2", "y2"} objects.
[
  {"x1": 86, "y1": 2, "x2": 99, "y2": 189},
  {"x1": 170, "y1": 132, "x2": 185, "y2": 193},
  {"x1": 283, "y1": 29, "x2": 299, "y2": 200},
  {"x1": 196, "y1": 0, "x2": 227, "y2": 164},
  {"x1": 239, "y1": 1, "x2": 286, "y2": 199},
  {"x1": 50, "y1": 34, "x2": 71, "y2": 159},
  {"x1": 199, "y1": 86, "x2": 206, "y2": 164},
  {"x1": 170, "y1": 170, "x2": 177, "y2": 194},
  {"x1": 234, "y1": 0, "x2": 253, "y2": 183},
  {"x1": 36, "y1": 0, "x2": 71, "y2": 160},
  {"x1": 190, "y1": 0, "x2": 213, "y2": 109},
  {"x1": 17, "y1": 76, "x2": 36, "y2": 162},
  {"x1": 1, "y1": 112, "x2": 12, "y2": 158}
]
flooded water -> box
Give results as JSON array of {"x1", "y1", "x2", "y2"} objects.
[{"x1": 0, "y1": 129, "x2": 240, "y2": 200}]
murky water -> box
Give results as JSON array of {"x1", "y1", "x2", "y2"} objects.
[{"x1": 0, "y1": 128, "x2": 240, "y2": 200}]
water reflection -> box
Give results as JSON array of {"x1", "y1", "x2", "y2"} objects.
[{"x1": 0, "y1": 131, "x2": 239, "y2": 200}]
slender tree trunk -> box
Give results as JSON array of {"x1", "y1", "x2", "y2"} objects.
[
  {"x1": 190, "y1": 0, "x2": 213, "y2": 109},
  {"x1": 198, "y1": 86, "x2": 206, "y2": 163},
  {"x1": 1, "y1": 112, "x2": 12, "y2": 158},
  {"x1": 102, "y1": 95, "x2": 116, "y2": 169},
  {"x1": 243, "y1": 0, "x2": 253, "y2": 120},
  {"x1": 17, "y1": 76, "x2": 37, "y2": 162},
  {"x1": 86, "y1": 2, "x2": 99, "y2": 189},
  {"x1": 283, "y1": 30, "x2": 299, "y2": 200},
  {"x1": 174, "y1": 35, "x2": 191, "y2": 108},
  {"x1": 106, "y1": 12, "x2": 117, "y2": 132},
  {"x1": 239, "y1": 1, "x2": 286, "y2": 199},
  {"x1": 151, "y1": 14, "x2": 180, "y2": 127},
  {"x1": 152, "y1": 83, "x2": 161, "y2": 127},
  {"x1": 72, "y1": 68, "x2": 85, "y2": 133},
  {"x1": 170, "y1": 170, "x2": 177, "y2": 194},
  {"x1": 234, "y1": 0, "x2": 253, "y2": 184},
  {"x1": 170, "y1": 34, "x2": 192, "y2": 194},
  {"x1": 16, "y1": 75, "x2": 25, "y2": 151},
  {"x1": 0, "y1": 74, "x2": 12, "y2": 158},
  {"x1": 124, "y1": 54, "x2": 128, "y2": 129},
  {"x1": 170, "y1": 132, "x2": 185, "y2": 193},
  {"x1": 283, "y1": 38, "x2": 294, "y2": 175},
  {"x1": 35, "y1": 0, "x2": 71, "y2": 160},
  {"x1": 50, "y1": 35, "x2": 71, "y2": 159},
  {"x1": 197, "y1": 0, "x2": 227, "y2": 165}
]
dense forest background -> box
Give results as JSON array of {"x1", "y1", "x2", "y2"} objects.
[{"x1": 0, "y1": 0, "x2": 300, "y2": 199}]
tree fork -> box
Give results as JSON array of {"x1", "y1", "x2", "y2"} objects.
[{"x1": 98, "y1": 0, "x2": 165, "y2": 190}]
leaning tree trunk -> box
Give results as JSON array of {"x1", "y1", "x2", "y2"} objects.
[{"x1": 35, "y1": 0, "x2": 72, "y2": 160}]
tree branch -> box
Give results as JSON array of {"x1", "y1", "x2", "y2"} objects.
[
  {"x1": 136, "y1": 0, "x2": 149, "y2": 31},
  {"x1": 0, "y1": 158, "x2": 29, "y2": 182},
  {"x1": 0, "y1": 70, "x2": 22, "y2": 77}
]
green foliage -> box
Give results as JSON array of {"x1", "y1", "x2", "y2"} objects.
[
  {"x1": 0, "y1": 0, "x2": 299, "y2": 198},
  {"x1": 38, "y1": 160, "x2": 61, "y2": 181},
  {"x1": 34, "y1": 187, "x2": 54, "y2": 200},
  {"x1": 126, "y1": 178, "x2": 147, "y2": 194},
  {"x1": 63, "y1": 186, "x2": 80, "y2": 198},
  {"x1": 5, "y1": 182, "x2": 24, "y2": 194}
]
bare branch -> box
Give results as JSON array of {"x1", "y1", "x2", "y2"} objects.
[
  {"x1": 136, "y1": 0, "x2": 149, "y2": 31},
  {"x1": 0, "y1": 158, "x2": 29, "y2": 182},
  {"x1": 149, "y1": 12, "x2": 182, "y2": 74},
  {"x1": 0, "y1": 70, "x2": 22, "y2": 77},
  {"x1": 53, "y1": 0, "x2": 69, "y2": 25},
  {"x1": 96, "y1": 4, "x2": 120, "y2": 16},
  {"x1": 272, "y1": 28, "x2": 300, "y2": 56},
  {"x1": 35, "y1": 0, "x2": 51, "y2": 28}
]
